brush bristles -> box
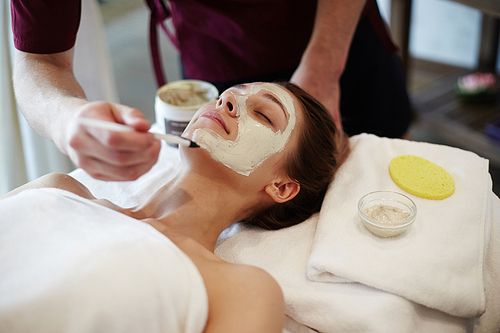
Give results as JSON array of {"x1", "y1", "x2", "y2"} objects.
[{"x1": 189, "y1": 141, "x2": 200, "y2": 148}]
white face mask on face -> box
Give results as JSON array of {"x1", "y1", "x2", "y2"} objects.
[{"x1": 192, "y1": 83, "x2": 296, "y2": 176}]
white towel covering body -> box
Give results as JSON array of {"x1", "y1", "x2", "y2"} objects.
[
  {"x1": 0, "y1": 188, "x2": 208, "y2": 333},
  {"x1": 70, "y1": 142, "x2": 183, "y2": 209}
]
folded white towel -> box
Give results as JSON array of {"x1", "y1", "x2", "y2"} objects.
[
  {"x1": 307, "y1": 134, "x2": 491, "y2": 318},
  {"x1": 216, "y1": 217, "x2": 469, "y2": 333}
]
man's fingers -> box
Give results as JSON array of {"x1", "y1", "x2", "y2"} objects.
[
  {"x1": 111, "y1": 105, "x2": 152, "y2": 132},
  {"x1": 71, "y1": 140, "x2": 160, "y2": 181},
  {"x1": 70, "y1": 132, "x2": 160, "y2": 167},
  {"x1": 67, "y1": 102, "x2": 161, "y2": 181},
  {"x1": 83, "y1": 127, "x2": 157, "y2": 152}
]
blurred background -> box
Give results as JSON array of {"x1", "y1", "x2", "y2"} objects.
[{"x1": 1, "y1": 0, "x2": 499, "y2": 195}]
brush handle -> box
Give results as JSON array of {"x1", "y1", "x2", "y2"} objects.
[
  {"x1": 77, "y1": 117, "x2": 194, "y2": 147},
  {"x1": 152, "y1": 133, "x2": 192, "y2": 147}
]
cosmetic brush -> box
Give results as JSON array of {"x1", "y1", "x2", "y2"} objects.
[{"x1": 78, "y1": 117, "x2": 199, "y2": 148}]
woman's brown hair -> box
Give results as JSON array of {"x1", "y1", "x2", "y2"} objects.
[{"x1": 243, "y1": 82, "x2": 350, "y2": 230}]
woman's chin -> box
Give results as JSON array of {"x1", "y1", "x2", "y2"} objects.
[
  {"x1": 181, "y1": 145, "x2": 222, "y2": 172},
  {"x1": 181, "y1": 147, "x2": 252, "y2": 184}
]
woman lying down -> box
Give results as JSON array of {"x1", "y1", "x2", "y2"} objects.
[{"x1": 0, "y1": 82, "x2": 349, "y2": 332}]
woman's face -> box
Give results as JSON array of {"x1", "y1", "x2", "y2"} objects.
[{"x1": 183, "y1": 82, "x2": 301, "y2": 177}]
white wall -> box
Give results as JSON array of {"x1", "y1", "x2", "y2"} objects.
[{"x1": 377, "y1": 0, "x2": 484, "y2": 69}]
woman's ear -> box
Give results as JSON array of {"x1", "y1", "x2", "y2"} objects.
[{"x1": 264, "y1": 179, "x2": 300, "y2": 203}]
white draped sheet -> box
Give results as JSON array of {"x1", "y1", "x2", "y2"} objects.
[{"x1": 0, "y1": 188, "x2": 208, "y2": 333}]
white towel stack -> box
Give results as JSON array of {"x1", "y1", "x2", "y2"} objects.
[
  {"x1": 216, "y1": 216, "x2": 470, "y2": 332},
  {"x1": 307, "y1": 134, "x2": 490, "y2": 318}
]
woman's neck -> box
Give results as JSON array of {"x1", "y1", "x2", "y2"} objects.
[{"x1": 131, "y1": 169, "x2": 255, "y2": 252}]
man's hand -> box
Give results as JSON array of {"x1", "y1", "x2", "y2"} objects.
[
  {"x1": 14, "y1": 50, "x2": 161, "y2": 182},
  {"x1": 66, "y1": 101, "x2": 161, "y2": 181},
  {"x1": 291, "y1": 61, "x2": 343, "y2": 131}
]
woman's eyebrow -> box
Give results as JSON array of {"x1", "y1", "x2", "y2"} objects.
[
  {"x1": 262, "y1": 92, "x2": 288, "y2": 120},
  {"x1": 233, "y1": 84, "x2": 247, "y2": 90}
]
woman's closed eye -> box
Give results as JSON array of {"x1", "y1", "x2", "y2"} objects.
[{"x1": 254, "y1": 110, "x2": 272, "y2": 125}]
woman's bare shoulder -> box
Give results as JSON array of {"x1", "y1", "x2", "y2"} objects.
[
  {"x1": 143, "y1": 222, "x2": 285, "y2": 332},
  {"x1": 203, "y1": 261, "x2": 285, "y2": 333},
  {"x1": 1, "y1": 172, "x2": 94, "y2": 200}
]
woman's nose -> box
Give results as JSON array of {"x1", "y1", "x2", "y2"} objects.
[{"x1": 217, "y1": 93, "x2": 238, "y2": 117}]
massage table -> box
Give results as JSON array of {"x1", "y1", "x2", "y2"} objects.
[{"x1": 2, "y1": 133, "x2": 498, "y2": 332}]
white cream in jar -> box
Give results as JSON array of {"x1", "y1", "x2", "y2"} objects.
[
  {"x1": 161, "y1": 87, "x2": 211, "y2": 106},
  {"x1": 364, "y1": 204, "x2": 411, "y2": 223}
]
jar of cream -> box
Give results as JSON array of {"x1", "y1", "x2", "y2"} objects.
[{"x1": 155, "y1": 80, "x2": 219, "y2": 146}]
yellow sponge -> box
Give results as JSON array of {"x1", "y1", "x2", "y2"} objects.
[{"x1": 389, "y1": 155, "x2": 455, "y2": 200}]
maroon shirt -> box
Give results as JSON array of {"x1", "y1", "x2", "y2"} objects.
[
  {"x1": 11, "y1": 0, "x2": 81, "y2": 54},
  {"x1": 11, "y1": 0, "x2": 393, "y2": 83},
  {"x1": 168, "y1": 0, "x2": 316, "y2": 82}
]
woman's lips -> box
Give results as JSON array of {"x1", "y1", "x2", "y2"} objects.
[{"x1": 200, "y1": 111, "x2": 229, "y2": 134}]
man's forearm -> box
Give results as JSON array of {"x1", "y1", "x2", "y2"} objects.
[
  {"x1": 291, "y1": 0, "x2": 367, "y2": 128},
  {"x1": 13, "y1": 49, "x2": 161, "y2": 181},
  {"x1": 305, "y1": 0, "x2": 367, "y2": 77},
  {"x1": 13, "y1": 49, "x2": 89, "y2": 154}
]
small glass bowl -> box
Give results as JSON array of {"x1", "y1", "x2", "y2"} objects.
[{"x1": 358, "y1": 191, "x2": 417, "y2": 237}]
